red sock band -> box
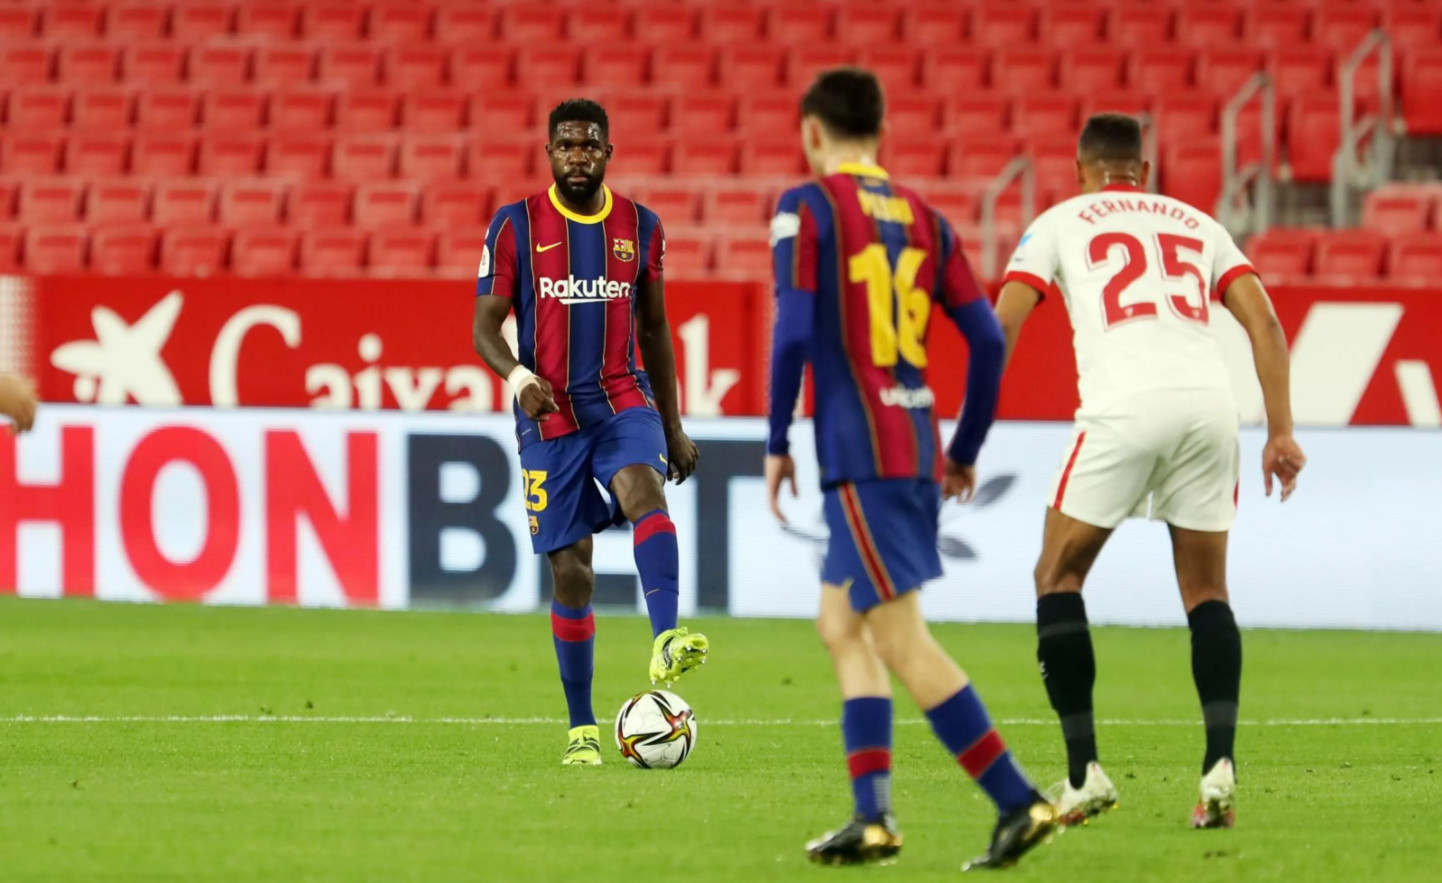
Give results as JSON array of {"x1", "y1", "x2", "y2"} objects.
[
  {"x1": 958, "y1": 730, "x2": 1006, "y2": 778},
  {"x1": 551, "y1": 611, "x2": 595, "y2": 643},
  {"x1": 633, "y1": 510, "x2": 675, "y2": 546},
  {"x1": 847, "y1": 747, "x2": 891, "y2": 779}
]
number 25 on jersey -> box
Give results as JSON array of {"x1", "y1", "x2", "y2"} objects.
[{"x1": 1089, "y1": 233, "x2": 1209, "y2": 329}]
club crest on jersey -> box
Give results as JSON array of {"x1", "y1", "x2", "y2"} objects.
[{"x1": 612, "y1": 238, "x2": 636, "y2": 262}]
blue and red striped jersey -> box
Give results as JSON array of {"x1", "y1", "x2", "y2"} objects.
[
  {"x1": 477, "y1": 184, "x2": 664, "y2": 442},
  {"x1": 769, "y1": 163, "x2": 993, "y2": 486}
]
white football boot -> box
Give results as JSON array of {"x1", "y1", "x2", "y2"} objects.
[
  {"x1": 1191, "y1": 758, "x2": 1236, "y2": 829},
  {"x1": 1051, "y1": 761, "x2": 1119, "y2": 826}
]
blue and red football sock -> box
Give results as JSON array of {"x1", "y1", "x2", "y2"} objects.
[
  {"x1": 551, "y1": 600, "x2": 596, "y2": 728},
  {"x1": 632, "y1": 509, "x2": 679, "y2": 637},
  {"x1": 842, "y1": 697, "x2": 893, "y2": 822},
  {"x1": 925, "y1": 685, "x2": 1035, "y2": 812}
]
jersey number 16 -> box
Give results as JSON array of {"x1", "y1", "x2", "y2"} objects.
[{"x1": 850, "y1": 244, "x2": 931, "y2": 369}]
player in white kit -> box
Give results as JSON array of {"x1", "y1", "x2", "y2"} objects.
[{"x1": 993, "y1": 115, "x2": 1306, "y2": 830}]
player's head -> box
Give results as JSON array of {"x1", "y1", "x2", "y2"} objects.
[
  {"x1": 799, "y1": 68, "x2": 885, "y2": 176},
  {"x1": 546, "y1": 99, "x2": 613, "y2": 205},
  {"x1": 1076, "y1": 113, "x2": 1151, "y2": 194}
]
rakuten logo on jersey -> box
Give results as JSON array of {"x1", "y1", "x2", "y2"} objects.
[{"x1": 538, "y1": 276, "x2": 632, "y2": 304}]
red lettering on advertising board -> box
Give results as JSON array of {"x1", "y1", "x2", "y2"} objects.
[{"x1": 0, "y1": 427, "x2": 95, "y2": 595}]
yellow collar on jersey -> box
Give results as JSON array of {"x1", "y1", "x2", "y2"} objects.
[
  {"x1": 836, "y1": 162, "x2": 889, "y2": 179},
  {"x1": 548, "y1": 184, "x2": 613, "y2": 224}
]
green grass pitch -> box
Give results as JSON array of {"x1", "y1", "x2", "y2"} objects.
[{"x1": 2, "y1": 597, "x2": 1440, "y2": 882}]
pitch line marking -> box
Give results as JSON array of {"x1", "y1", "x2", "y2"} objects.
[{"x1": 2, "y1": 715, "x2": 1439, "y2": 727}]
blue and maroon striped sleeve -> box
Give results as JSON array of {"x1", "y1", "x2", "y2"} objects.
[
  {"x1": 640, "y1": 207, "x2": 664, "y2": 283},
  {"x1": 767, "y1": 185, "x2": 821, "y2": 456},
  {"x1": 936, "y1": 214, "x2": 1005, "y2": 466},
  {"x1": 475, "y1": 207, "x2": 519, "y2": 298}
]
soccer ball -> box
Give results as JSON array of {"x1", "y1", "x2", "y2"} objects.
[{"x1": 614, "y1": 690, "x2": 697, "y2": 769}]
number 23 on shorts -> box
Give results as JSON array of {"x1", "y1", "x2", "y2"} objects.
[{"x1": 523, "y1": 469, "x2": 547, "y2": 534}]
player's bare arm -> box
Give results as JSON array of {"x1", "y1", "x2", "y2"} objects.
[
  {"x1": 1222, "y1": 273, "x2": 1306, "y2": 501},
  {"x1": 0, "y1": 373, "x2": 37, "y2": 433},
  {"x1": 636, "y1": 273, "x2": 698, "y2": 483},
  {"x1": 993, "y1": 280, "x2": 1043, "y2": 367},
  {"x1": 472, "y1": 294, "x2": 557, "y2": 421}
]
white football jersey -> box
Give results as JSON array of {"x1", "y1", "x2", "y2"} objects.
[{"x1": 1005, "y1": 185, "x2": 1255, "y2": 416}]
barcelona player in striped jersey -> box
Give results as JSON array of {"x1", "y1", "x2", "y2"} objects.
[
  {"x1": 472, "y1": 100, "x2": 708, "y2": 767},
  {"x1": 765, "y1": 70, "x2": 1058, "y2": 870}
]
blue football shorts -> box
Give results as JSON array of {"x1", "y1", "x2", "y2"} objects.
[{"x1": 822, "y1": 478, "x2": 943, "y2": 612}]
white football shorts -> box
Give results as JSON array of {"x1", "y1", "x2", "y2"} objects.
[{"x1": 1048, "y1": 389, "x2": 1241, "y2": 532}]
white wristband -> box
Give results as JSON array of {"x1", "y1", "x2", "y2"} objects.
[{"x1": 508, "y1": 365, "x2": 540, "y2": 398}]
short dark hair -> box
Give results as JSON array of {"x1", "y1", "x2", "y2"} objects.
[
  {"x1": 548, "y1": 98, "x2": 609, "y2": 141},
  {"x1": 800, "y1": 67, "x2": 885, "y2": 139},
  {"x1": 1078, "y1": 113, "x2": 1143, "y2": 163}
]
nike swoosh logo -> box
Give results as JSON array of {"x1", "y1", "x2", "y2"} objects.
[{"x1": 536, "y1": 242, "x2": 563, "y2": 253}]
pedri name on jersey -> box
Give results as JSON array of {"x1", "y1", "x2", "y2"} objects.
[
  {"x1": 1076, "y1": 197, "x2": 1202, "y2": 230},
  {"x1": 538, "y1": 275, "x2": 633, "y2": 304}
]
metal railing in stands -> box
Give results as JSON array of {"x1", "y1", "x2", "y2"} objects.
[
  {"x1": 1218, "y1": 72, "x2": 1276, "y2": 236},
  {"x1": 1331, "y1": 29, "x2": 1397, "y2": 227},
  {"x1": 978, "y1": 155, "x2": 1035, "y2": 280}
]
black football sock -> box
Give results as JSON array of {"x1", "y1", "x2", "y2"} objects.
[
  {"x1": 1188, "y1": 600, "x2": 1242, "y2": 774},
  {"x1": 1036, "y1": 592, "x2": 1097, "y2": 789}
]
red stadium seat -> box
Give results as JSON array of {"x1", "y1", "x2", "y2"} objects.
[
  {"x1": 435, "y1": 228, "x2": 488, "y2": 278},
  {"x1": 633, "y1": 187, "x2": 699, "y2": 225},
  {"x1": 0, "y1": 225, "x2": 20, "y2": 271},
  {"x1": 235, "y1": 3, "x2": 301, "y2": 41},
  {"x1": 386, "y1": 45, "x2": 447, "y2": 91},
  {"x1": 2, "y1": 136, "x2": 63, "y2": 176},
  {"x1": 91, "y1": 227, "x2": 158, "y2": 275},
  {"x1": 1402, "y1": 50, "x2": 1442, "y2": 135},
  {"x1": 203, "y1": 90, "x2": 267, "y2": 134},
  {"x1": 1363, "y1": 185, "x2": 1435, "y2": 235},
  {"x1": 471, "y1": 92, "x2": 535, "y2": 135},
  {"x1": 1, "y1": 46, "x2": 52, "y2": 84},
  {"x1": 188, "y1": 45, "x2": 252, "y2": 88},
  {"x1": 0, "y1": 181, "x2": 17, "y2": 221},
  {"x1": 1243, "y1": 8, "x2": 1312, "y2": 52},
  {"x1": 1286, "y1": 96, "x2": 1341, "y2": 183},
  {"x1": 659, "y1": 232, "x2": 711, "y2": 279},
  {"x1": 289, "y1": 181, "x2": 354, "y2": 227},
  {"x1": 923, "y1": 189, "x2": 977, "y2": 226},
  {"x1": 1110, "y1": 7, "x2": 1172, "y2": 47},
  {"x1": 922, "y1": 48, "x2": 988, "y2": 92},
  {"x1": 1011, "y1": 96, "x2": 1077, "y2": 140},
  {"x1": 162, "y1": 228, "x2": 230, "y2": 276},
  {"x1": 788, "y1": 47, "x2": 857, "y2": 88},
  {"x1": 703, "y1": 8, "x2": 766, "y2": 44},
  {"x1": 354, "y1": 182, "x2": 418, "y2": 229},
  {"x1": 132, "y1": 135, "x2": 196, "y2": 177},
  {"x1": 1162, "y1": 140, "x2": 1222, "y2": 213},
  {"x1": 713, "y1": 237, "x2": 771, "y2": 282},
  {"x1": 58, "y1": 44, "x2": 120, "y2": 86},
  {"x1": 302, "y1": 4, "x2": 365, "y2": 42},
  {"x1": 254, "y1": 47, "x2": 316, "y2": 87},
  {"x1": 515, "y1": 48, "x2": 582, "y2": 87},
  {"x1": 1195, "y1": 50, "x2": 1264, "y2": 98},
  {"x1": 1043, "y1": 7, "x2": 1105, "y2": 45},
  {"x1": 369, "y1": 229, "x2": 435, "y2": 277},
  {"x1": 972, "y1": 5, "x2": 1037, "y2": 46},
  {"x1": 1129, "y1": 49, "x2": 1194, "y2": 94},
  {"x1": 1175, "y1": 6, "x2": 1239, "y2": 50},
  {"x1": 884, "y1": 143, "x2": 945, "y2": 178},
  {"x1": 7, "y1": 88, "x2": 68, "y2": 131},
  {"x1": 319, "y1": 45, "x2": 381, "y2": 91},
  {"x1": 718, "y1": 46, "x2": 786, "y2": 91},
  {"x1": 1078, "y1": 91, "x2": 1150, "y2": 122},
  {"x1": 739, "y1": 141, "x2": 804, "y2": 176},
  {"x1": 901, "y1": 6, "x2": 966, "y2": 49},
  {"x1": 1388, "y1": 234, "x2": 1442, "y2": 285},
  {"x1": 608, "y1": 94, "x2": 668, "y2": 135},
  {"x1": 0, "y1": 7, "x2": 36, "y2": 41},
  {"x1": 499, "y1": 7, "x2": 565, "y2": 43},
  {"x1": 568, "y1": 8, "x2": 631, "y2": 43},
  {"x1": 26, "y1": 226, "x2": 88, "y2": 274},
  {"x1": 300, "y1": 228, "x2": 367, "y2": 276},
  {"x1": 1028, "y1": 137, "x2": 1082, "y2": 205},
  {"x1": 888, "y1": 97, "x2": 941, "y2": 140},
  {"x1": 651, "y1": 47, "x2": 715, "y2": 91},
  {"x1": 735, "y1": 96, "x2": 796, "y2": 135},
  {"x1": 334, "y1": 135, "x2": 397, "y2": 180},
  {"x1": 449, "y1": 48, "x2": 514, "y2": 88},
  {"x1": 402, "y1": 91, "x2": 467, "y2": 133},
  {"x1": 992, "y1": 50, "x2": 1056, "y2": 94},
  {"x1": 468, "y1": 140, "x2": 535, "y2": 184},
  {"x1": 1061, "y1": 49, "x2": 1126, "y2": 92},
  {"x1": 433, "y1": 7, "x2": 495, "y2": 45},
  {"x1": 19, "y1": 179, "x2": 84, "y2": 224},
  {"x1": 73, "y1": 89, "x2": 134, "y2": 130},
  {"x1": 336, "y1": 91, "x2": 398, "y2": 133},
  {"x1": 1314, "y1": 8, "x2": 1378, "y2": 52},
  {"x1": 837, "y1": 7, "x2": 899, "y2": 46},
  {"x1": 610, "y1": 140, "x2": 668, "y2": 176},
  {"x1": 266, "y1": 135, "x2": 332, "y2": 179},
  {"x1": 87, "y1": 180, "x2": 150, "y2": 226},
  {"x1": 421, "y1": 183, "x2": 490, "y2": 228},
  {"x1": 1269, "y1": 48, "x2": 1334, "y2": 100},
  {"x1": 634, "y1": 7, "x2": 693, "y2": 44},
  {"x1": 152, "y1": 181, "x2": 216, "y2": 226},
  {"x1": 583, "y1": 47, "x2": 650, "y2": 88},
  {"x1": 123, "y1": 44, "x2": 185, "y2": 86},
  {"x1": 1313, "y1": 231, "x2": 1386, "y2": 283},
  {"x1": 43, "y1": 4, "x2": 103, "y2": 40},
  {"x1": 370, "y1": 4, "x2": 434, "y2": 44},
  {"x1": 172, "y1": 4, "x2": 233, "y2": 42},
  {"x1": 673, "y1": 142, "x2": 738, "y2": 176},
  {"x1": 858, "y1": 48, "x2": 920, "y2": 97},
  {"x1": 942, "y1": 97, "x2": 1009, "y2": 136},
  {"x1": 1154, "y1": 96, "x2": 1217, "y2": 147},
  {"x1": 1385, "y1": 7, "x2": 1442, "y2": 56},
  {"x1": 65, "y1": 133, "x2": 130, "y2": 176},
  {"x1": 1246, "y1": 228, "x2": 1317, "y2": 284},
  {"x1": 947, "y1": 140, "x2": 1016, "y2": 181},
  {"x1": 198, "y1": 135, "x2": 264, "y2": 176},
  {"x1": 220, "y1": 180, "x2": 286, "y2": 227},
  {"x1": 136, "y1": 89, "x2": 200, "y2": 130},
  {"x1": 399, "y1": 135, "x2": 465, "y2": 183},
  {"x1": 769, "y1": 7, "x2": 833, "y2": 44},
  {"x1": 232, "y1": 229, "x2": 299, "y2": 278}
]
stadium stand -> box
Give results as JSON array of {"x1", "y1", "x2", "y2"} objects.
[{"x1": 0, "y1": 0, "x2": 1436, "y2": 279}]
